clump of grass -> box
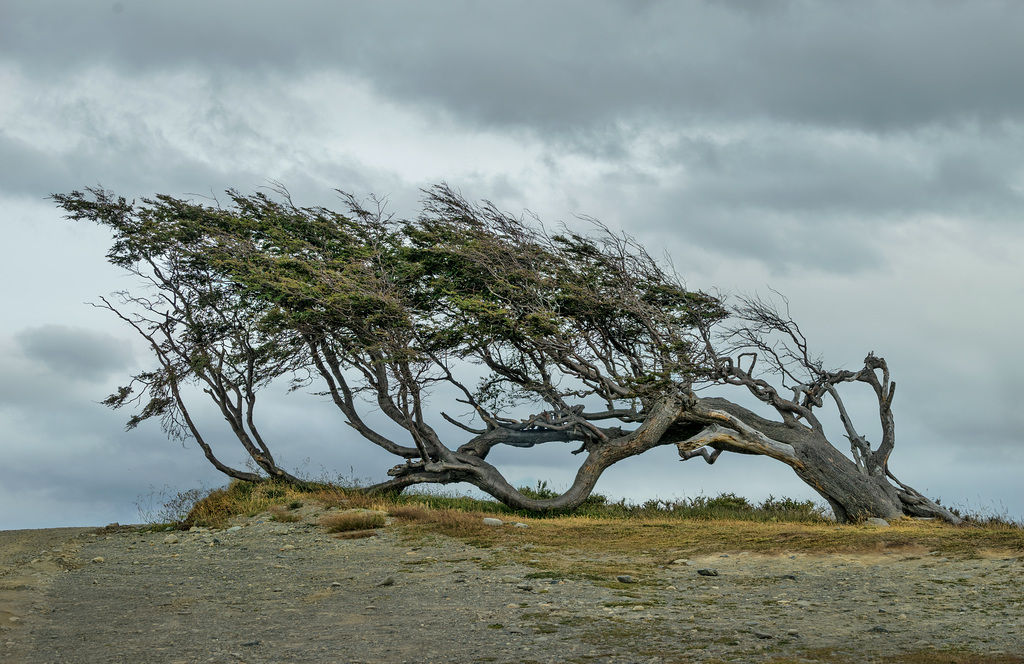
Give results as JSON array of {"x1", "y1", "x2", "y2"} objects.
[
  {"x1": 319, "y1": 510, "x2": 386, "y2": 533},
  {"x1": 389, "y1": 505, "x2": 488, "y2": 539},
  {"x1": 180, "y1": 480, "x2": 375, "y2": 528},
  {"x1": 183, "y1": 481, "x2": 304, "y2": 528},
  {"x1": 267, "y1": 505, "x2": 302, "y2": 523}
]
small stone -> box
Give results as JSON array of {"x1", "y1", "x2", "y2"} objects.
[
  {"x1": 376, "y1": 577, "x2": 395, "y2": 587},
  {"x1": 671, "y1": 559, "x2": 688, "y2": 565},
  {"x1": 666, "y1": 585, "x2": 677, "y2": 591},
  {"x1": 91, "y1": 556, "x2": 105, "y2": 564},
  {"x1": 867, "y1": 625, "x2": 890, "y2": 633},
  {"x1": 516, "y1": 583, "x2": 534, "y2": 592},
  {"x1": 482, "y1": 517, "x2": 504, "y2": 527},
  {"x1": 9, "y1": 616, "x2": 22, "y2": 623},
  {"x1": 616, "y1": 575, "x2": 637, "y2": 583},
  {"x1": 226, "y1": 526, "x2": 243, "y2": 533},
  {"x1": 163, "y1": 535, "x2": 179, "y2": 544},
  {"x1": 513, "y1": 522, "x2": 529, "y2": 528},
  {"x1": 279, "y1": 544, "x2": 296, "y2": 551},
  {"x1": 499, "y1": 575, "x2": 519, "y2": 583},
  {"x1": 697, "y1": 568, "x2": 719, "y2": 577},
  {"x1": 753, "y1": 631, "x2": 773, "y2": 639},
  {"x1": 632, "y1": 605, "x2": 645, "y2": 611},
  {"x1": 787, "y1": 629, "x2": 800, "y2": 637},
  {"x1": 865, "y1": 517, "x2": 890, "y2": 528},
  {"x1": 780, "y1": 574, "x2": 798, "y2": 581},
  {"x1": 331, "y1": 582, "x2": 342, "y2": 588}
]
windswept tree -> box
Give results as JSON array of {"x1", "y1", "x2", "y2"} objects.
[
  {"x1": 54, "y1": 184, "x2": 960, "y2": 523},
  {"x1": 51, "y1": 189, "x2": 308, "y2": 484}
]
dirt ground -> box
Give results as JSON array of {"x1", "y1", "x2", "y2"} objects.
[{"x1": 2, "y1": 515, "x2": 1023, "y2": 663}]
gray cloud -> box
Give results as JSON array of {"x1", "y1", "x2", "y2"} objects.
[
  {"x1": 14, "y1": 325, "x2": 133, "y2": 382},
  {"x1": 1, "y1": 0, "x2": 1023, "y2": 526},
  {"x1": 5, "y1": 1, "x2": 1024, "y2": 136}
]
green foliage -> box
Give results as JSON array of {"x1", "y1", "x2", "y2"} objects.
[
  {"x1": 54, "y1": 183, "x2": 741, "y2": 514},
  {"x1": 518, "y1": 480, "x2": 560, "y2": 500}
]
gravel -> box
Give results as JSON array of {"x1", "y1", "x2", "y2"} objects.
[{"x1": 2, "y1": 519, "x2": 1023, "y2": 663}]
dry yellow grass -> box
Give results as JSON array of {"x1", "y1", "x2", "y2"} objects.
[
  {"x1": 318, "y1": 510, "x2": 386, "y2": 533},
  {"x1": 454, "y1": 514, "x2": 1024, "y2": 559}
]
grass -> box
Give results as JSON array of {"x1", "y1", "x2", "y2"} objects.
[
  {"x1": 169, "y1": 479, "x2": 1024, "y2": 561},
  {"x1": 318, "y1": 510, "x2": 386, "y2": 533}
]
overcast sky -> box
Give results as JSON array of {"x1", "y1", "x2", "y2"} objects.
[{"x1": 3, "y1": 1, "x2": 1023, "y2": 529}]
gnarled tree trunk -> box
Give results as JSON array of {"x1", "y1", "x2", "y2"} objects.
[{"x1": 673, "y1": 395, "x2": 961, "y2": 524}]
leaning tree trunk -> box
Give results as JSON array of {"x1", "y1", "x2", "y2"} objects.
[{"x1": 675, "y1": 397, "x2": 961, "y2": 524}]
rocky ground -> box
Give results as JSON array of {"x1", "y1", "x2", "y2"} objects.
[{"x1": 2, "y1": 509, "x2": 1023, "y2": 663}]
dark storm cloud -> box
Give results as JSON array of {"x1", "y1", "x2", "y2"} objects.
[
  {"x1": 5, "y1": 1, "x2": 1024, "y2": 134},
  {"x1": 14, "y1": 325, "x2": 132, "y2": 382}
]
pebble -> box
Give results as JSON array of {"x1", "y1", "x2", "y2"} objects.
[
  {"x1": 697, "y1": 568, "x2": 719, "y2": 577},
  {"x1": 616, "y1": 575, "x2": 637, "y2": 583},
  {"x1": 90, "y1": 557, "x2": 105, "y2": 564},
  {"x1": 482, "y1": 518, "x2": 504, "y2": 527},
  {"x1": 865, "y1": 517, "x2": 890, "y2": 528},
  {"x1": 226, "y1": 526, "x2": 243, "y2": 533},
  {"x1": 279, "y1": 544, "x2": 296, "y2": 551},
  {"x1": 376, "y1": 577, "x2": 395, "y2": 587},
  {"x1": 513, "y1": 522, "x2": 529, "y2": 528},
  {"x1": 163, "y1": 535, "x2": 179, "y2": 544}
]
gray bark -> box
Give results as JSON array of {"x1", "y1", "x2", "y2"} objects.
[{"x1": 674, "y1": 397, "x2": 961, "y2": 524}]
